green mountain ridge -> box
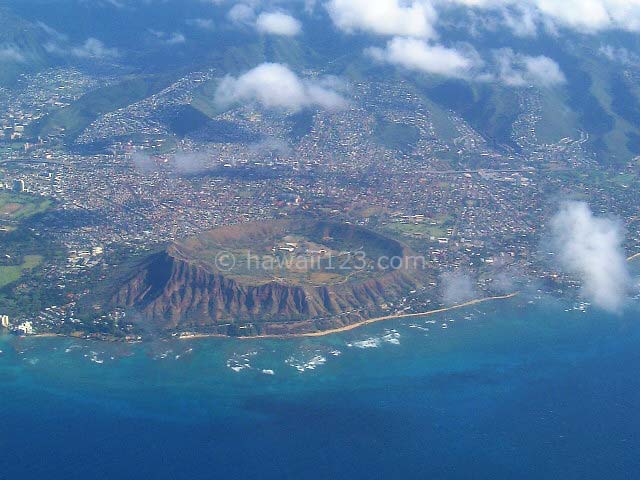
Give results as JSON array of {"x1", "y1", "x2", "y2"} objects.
[
  {"x1": 2, "y1": 2, "x2": 639, "y2": 165},
  {"x1": 0, "y1": 8, "x2": 55, "y2": 86}
]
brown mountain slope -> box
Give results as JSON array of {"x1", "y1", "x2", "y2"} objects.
[{"x1": 111, "y1": 220, "x2": 425, "y2": 336}]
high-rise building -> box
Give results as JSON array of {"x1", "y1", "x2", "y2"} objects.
[
  {"x1": 16, "y1": 321, "x2": 33, "y2": 335},
  {"x1": 12, "y1": 179, "x2": 25, "y2": 193}
]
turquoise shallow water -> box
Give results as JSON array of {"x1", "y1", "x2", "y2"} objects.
[{"x1": 1, "y1": 297, "x2": 639, "y2": 479}]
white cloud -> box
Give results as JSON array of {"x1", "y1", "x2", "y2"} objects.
[
  {"x1": 227, "y1": 0, "x2": 640, "y2": 41},
  {"x1": 0, "y1": 45, "x2": 25, "y2": 63},
  {"x1": 599, "y1": 44, "x2": 639, "y2": 66},
  {"x1": 227, "y1": 5, "x2": 302, "y2": 36},
  {"x1": 442, "y1": 0, "x2": 640, "y2": 34},
  {"x1": 186, "y1": 18, "x2": 216, "y2": 31},
  {"x1": 148, "y1": 29, "x2": 187, "y2": 45},
  {"x1": 493, "y1": 48, "x2": 565, "y2": 87},
  {"x1": 43, "y1": 37, "x2": 118, "y2": 61},
  {"x1": 441, "y1": 271, "x2": 478, "y2": 305},
  {"x1": 228, "y1": 3, "x2": 256, "y2": 25},
  {"x1": 500, "y1": 4, "x2": 539, "y2": 36},
  {"x1": 256, "y1": 12, "x2": 302, "y2": 36},
  {"x1": 551, "y1": 201, "x2": 631, "y2": 312},
  {"x1": 77, "y1": 0, "x2": 127, "y2": 8},
  {"x1": 214, "y1": 63, "x2": 348, "y2": 112},
  {"x1": 368, "y1": 37, "x2": 480, "y2": 79},
  {"x1": 532, "y1": 0, "x2": 630, "y2": 32},
  {"x1": 304, "y1": 0, "x2": 318, "y2": 14},
  {"x1": 367, "y1": 39, "x2": 564, "y2": 87},
  {"x1": 326, "y1": 0, "x2": 438, "y2": 38},
  {"x1": 131, "y1": 152, "x2": 157, "y2": 173},
  {"x1": 165, "y1": 32, "x2": 187, "y2": 45},
  {"x1": 36, "y1": 21, "x2": 69, "y2": 41},
  {"x1": 521, "y1": 55, "x2": 565, "y2": 86},
  {"x1": 172, "y1": 151, "x2": 212, "y2": 174},
  {"x1": 71, "y1": 38, "x2": 119, "y2": 59}
]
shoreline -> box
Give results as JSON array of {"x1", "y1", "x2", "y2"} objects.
[
  {"x1": 19, "y1": 293, "x2": 519, "y2": 342},
  {"x1": 14, "y1": 248, "x2": 640, "y2": 343},
  {"x1": 178, "y1": 293, "x2": 520, "y2": 341}
]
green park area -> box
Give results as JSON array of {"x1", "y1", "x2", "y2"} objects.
[
  {"x1": 385, "y1": 216, "x2": 452, "y2": 240},
  {"x1": 0, "y1": 254, "x2": 43, "y2": 289},
  {"x1": 0, "y1": 192, "x2": 53, "y2": 290},
  {"x1": 0, "y1": 191, "x2": 51, "y2": 220}
]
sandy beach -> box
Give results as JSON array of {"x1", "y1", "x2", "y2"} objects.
[
  {"x1": 177, "y1": 293, "x2": 520, "y2": 340},
  {"x1": 20, "y1": 293, "x2": 519, "y2": 342}
]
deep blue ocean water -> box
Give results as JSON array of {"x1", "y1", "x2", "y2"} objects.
[{"x1": 1, "y1": 297, "x2": 639, "y2": 479}]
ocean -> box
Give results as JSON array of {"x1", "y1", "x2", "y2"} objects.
[{"x1": 1, "y1": 296, "x2": 639, "y2": 479}]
